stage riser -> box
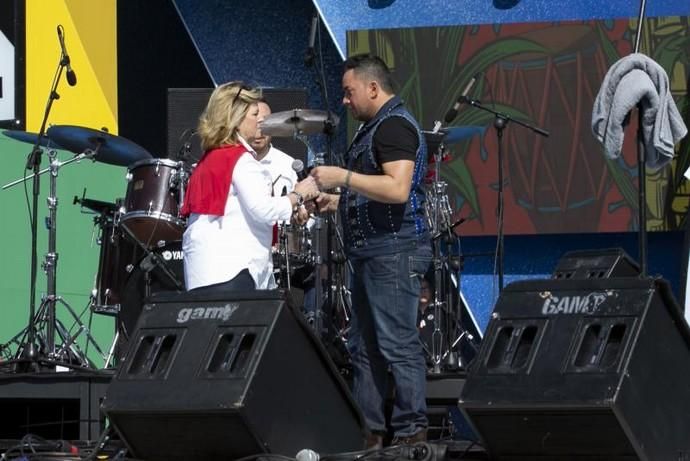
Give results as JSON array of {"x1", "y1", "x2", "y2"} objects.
[{"x1": 0, "y1": 375, "x2": 110, "y2": 441}]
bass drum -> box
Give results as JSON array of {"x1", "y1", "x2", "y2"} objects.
[{"x1": 118, "y1": 241, "x2": 186, "y2": 352}]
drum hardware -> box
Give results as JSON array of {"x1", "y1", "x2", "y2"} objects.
[
  {"x1": 422, "y1": 128, "x2": 483, "y2": 373},
  {"x1": 119, "y1": 224, "x2": 184, "y2": 293},
  {"x1": 2, "y1": 146, "x2": 110, "y2": 369},
  {"x1": 73, "y1": 190, "x2": 119, "y2": 216},
  {"x1": 327, "y1": 221, "x2": 352, "y2": 339},
  {"x1": 0, "y1": 33, "x2": 89, "y2": 371},
  {"x1": 275, "y1": 223, "x2": 293, "y2": 290}
]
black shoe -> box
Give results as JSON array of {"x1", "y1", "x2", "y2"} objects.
[
  {"x1": 391, "y1": 428, "x2": 427, "y2": 446},
  {"x1": 365, "y1": 432, "x2": 384, "y2": 450}
]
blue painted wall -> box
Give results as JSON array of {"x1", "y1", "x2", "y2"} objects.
[
  {"x1": 172, "y1": 0, "x2": 689, "y2": 329},
  {"x1": 314, "y1": 0, "x2": 690, "y2": 58},
  {"x1": 173, "y1": 0, "x2": 348, "y2": 155}
]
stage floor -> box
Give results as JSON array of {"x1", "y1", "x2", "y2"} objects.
[{"x1": 0, "y1": 369, "x2": 483, "y2": 461}]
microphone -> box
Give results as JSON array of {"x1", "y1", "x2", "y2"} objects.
[
  {"x1": 296, "y1": 449, "x2": 319, "y2": 461},
  {"x1": 304, "y1": 13, "x2": 318, "y2": 66},
  {"x1": 57, "y1": 25, "x2": 77, "y2": 86},
  {"x1": 292, "y1": 159, "x2": 308, "y2": 181},
  {"x1": 443, "y1": 74, "x2": 479, "y2": 123}
]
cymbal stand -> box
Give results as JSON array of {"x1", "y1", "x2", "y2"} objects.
[
  {"x1": 424, "y1": 131, "x2": 474, "y2": 374},
  {"x1": 3, "y1": 148, "x2": 108, "y2": 369}
]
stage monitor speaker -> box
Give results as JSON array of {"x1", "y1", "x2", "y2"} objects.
[
  {"x1": 167, "y1": 87, "x2": 308, "y2": 164},
  {"x1": 459, "y1": 277, "x2": 690, "y2": 460},
  {"x1": 552, "y1": 248, "x2": 640, "y2": 279},
  {"x1": 102, "y1": 290, "x2": 364, "y2": 461}
]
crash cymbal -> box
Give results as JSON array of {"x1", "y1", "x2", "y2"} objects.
[
  {"x1": 260, "y1": 109, "x2": 339, "y2": 137},
  {"x1": 2, "y1": 130, "x2": 64, "y2": 150},
  {"x1": 46, "y1": 125, "x2": 152, "y2": 167}
]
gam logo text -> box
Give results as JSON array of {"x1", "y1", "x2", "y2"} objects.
[
  {"x1": 541, "y1": 292, "x2": 608, "y2": 315},
  {"x1": 176, "y1": 304, "x2": 239, "y2": 323}
]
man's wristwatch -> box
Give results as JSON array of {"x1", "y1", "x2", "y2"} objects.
[{"x1": 290, "y1": 190, "x2": 305, "y2": 208}]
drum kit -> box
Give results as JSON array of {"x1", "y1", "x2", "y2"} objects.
[
  {"x1": 0, "y1": 109, "x2": 332, "y2": 367},
  {"x1": 1, "y1": 125, "x2": 190, "y2": 366},
  {"x1": 1, "y1": 108, "x2": 483, "y2": 373}
]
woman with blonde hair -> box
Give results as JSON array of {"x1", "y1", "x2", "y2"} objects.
[{"x1": 181, "y1": 81, "x2": 318, "y2": 292}]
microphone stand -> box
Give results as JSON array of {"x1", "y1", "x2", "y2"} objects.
[
  {"x1": 460, "y1": 97, "x2": 549, "y2": 292},
  {"x1": 17, "y1": 44, "x2": 71, "y2": 368},
  {"x1": 306, "y1": 11, "x2": 341, "y2": 341},
  {"x1": 633, "y1": 0, "x2": 648, "y2": 276}
]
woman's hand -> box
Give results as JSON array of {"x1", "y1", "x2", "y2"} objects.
[
  {"x1": 292, "y1": 205, "x2": 310, "y2": 225},
  {"x1": 315, "y1": 192, "x2": 340, "y2": 213},
  {"x1": 293, "y1": 176, "x2": 320, "y2": 201}
]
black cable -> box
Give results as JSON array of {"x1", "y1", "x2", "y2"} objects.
[
  {"x1": 81, "y1": 425, "x2": 113, "y2": 461},
  {"x1": 457, "y1": 440, "x2": 478, "y2": 459}
]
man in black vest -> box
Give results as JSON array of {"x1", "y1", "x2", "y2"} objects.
[{"x1": 311, "y1": 54, "x2": 431, "y2": 448}]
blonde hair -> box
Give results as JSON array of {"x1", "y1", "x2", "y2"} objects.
[{"x1": 197, "y1": 81, "x2": 262, "y2": 151}]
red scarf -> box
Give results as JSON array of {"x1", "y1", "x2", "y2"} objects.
[{"x1": 180, "y1": 145, "x2": 246, "y2": 217}]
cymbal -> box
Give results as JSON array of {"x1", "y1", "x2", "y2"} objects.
[
  {"x1": 260, "y1": 109, "x2": 339, "y2": 137},
  {"x1": 46, "y1": 125, "x2": 152, "y2": 167},
  {"x1": 441, "y1": 126, "x2": 485, "y2": 144},
  {"x1": 2, "y1": 130, "x2": 64, "y2": 150}
]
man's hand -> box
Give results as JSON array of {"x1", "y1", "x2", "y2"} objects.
[
  {"x1": 310, "y1": 166, "x2": 348, "y2": 190},
  {"x1": 311, "y1": 160, "x2": 414, "y2": 204}
]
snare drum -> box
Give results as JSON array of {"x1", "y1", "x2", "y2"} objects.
[
  {"x1": 284, "y1": 223, "x2": 312, "y2": 268},
  {"x1": 121, "y1": 158, "x2": 188, "y2": 246},
  {"x1": 273, "y1": 223, "x2": 313, "y2": 288}
]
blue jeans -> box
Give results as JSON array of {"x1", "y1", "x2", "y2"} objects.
[{"x1": 348, "y1": 245, "x2": 431, "y2": 437}]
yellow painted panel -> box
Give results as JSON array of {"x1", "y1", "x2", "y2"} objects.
[{"x1": 26, "y1": 0, "x2": 117, "y2": 134}]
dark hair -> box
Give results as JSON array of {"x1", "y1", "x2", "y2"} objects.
[{"x1": 344, "y1": 53, "x2": 395, "y2": 94}]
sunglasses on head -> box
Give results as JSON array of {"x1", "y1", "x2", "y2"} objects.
[{"x1": 232, "y1": 83, "x2": 253, "y2": 106}]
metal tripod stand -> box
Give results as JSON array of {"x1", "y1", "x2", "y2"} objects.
[
  {"x1": 423, "y1": 129, "x2": 479, "y2": 373},
  {"x1": 2, "y1": 148, "x2": 109, "y2": 369}
]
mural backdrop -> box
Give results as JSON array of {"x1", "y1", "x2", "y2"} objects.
[{"x1": 348, "y1": 17, "x2": 690, "y2": 235}]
